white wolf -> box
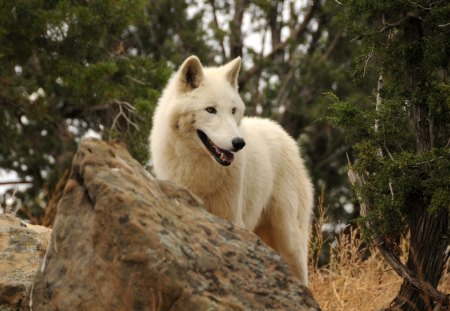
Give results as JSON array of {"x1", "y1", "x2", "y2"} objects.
[{"x1": 150, "y1": 56, "x2": 314, "y2": 285}]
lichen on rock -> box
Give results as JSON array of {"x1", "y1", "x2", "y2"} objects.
[{"x1": 23, "y1": 139, "x2": 320, "y2": 310}]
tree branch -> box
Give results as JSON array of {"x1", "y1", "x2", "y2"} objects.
[
  {"x1": 229, "y1": 0, "x2": 248, "y2": 59},
  {"x1": 268, "y1": 0, "x2": 283, "y2": 53},
  {"x1": 377, "y1": 242, "x2": 449, "y2": 306},
  {"x1": 347, "y1": 168, "x2": 449, "y2": 306},
  {"x1": 108, "y1": 99, "x2": 138, "y2": 139},
  {"x1": 321, "y1": 30, "x2": 342, "y2": 62},
  {"x1": 380, "y1": 12, "x2": 419, "y2": 32},
  {"x1": 239, "y1": 0, "x2": 319, "y2": 88},
  {"x1": 0, "y1": 181, "x2": 33, "y2": 185},
  {"x1": 208, "y1": 0, "x2": 227, "y2": 60}
]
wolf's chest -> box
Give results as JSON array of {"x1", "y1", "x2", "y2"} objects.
[{"x1": 171, "y1": 158, "x2": 237, "y2": 197}]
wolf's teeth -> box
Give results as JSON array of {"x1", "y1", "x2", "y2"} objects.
[{"x1": 220, "y1": 154, "x2": 225, "y2": 161}]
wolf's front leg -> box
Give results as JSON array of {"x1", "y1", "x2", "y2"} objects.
[
  {"x1": 233, "y1": 193, "x2": 245, "y2": 227},
  {"x1": 227, "y1": 179, "x2": 245, "y2": 227}
]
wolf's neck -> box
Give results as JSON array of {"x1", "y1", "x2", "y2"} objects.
[{"x1": 168, "y1": 145, "x2": 234, "y2": 194}]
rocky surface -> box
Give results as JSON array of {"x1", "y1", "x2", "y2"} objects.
[
  {"x1": 41, "y1": 170, "x2": 69, "y2": 227},
  {"x1": 25, "y1": 139, "x2": 321, "y2": 310},
  {"x1": 0, "y1": 214, "x2": 51, "y2": 310}
]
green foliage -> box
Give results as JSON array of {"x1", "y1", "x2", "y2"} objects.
[
  {"x1": 355, "y1": 149, "x2": 450, "y2": 237},
  {"x1": 0, "y1": 0, "x2": 171, "y2": 219},
  {"x1": 331, "y1": 0, "x2": 450, "y2": 240},
  {"x1": 327, "y1": 93, "x2": 374, "y2": 142},
  {"x1": 99, "y1": 57, "x2": 171, "y2": 163},
  {"x1": 123, "y1": 0, "x2": 213, "y2": 63}
]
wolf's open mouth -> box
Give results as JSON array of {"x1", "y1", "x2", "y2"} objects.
[{"x1": 197, "y1": 130, "x2": 234, "y2": 166}]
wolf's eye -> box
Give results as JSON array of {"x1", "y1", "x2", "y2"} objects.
[
  {"x1": 232, "y1": 107, "x2": 237, "y2": 114},
  {"x1": 205, "y1": 106, "x2": 217, "y2": 114}
]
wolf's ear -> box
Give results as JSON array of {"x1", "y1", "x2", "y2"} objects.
[
  {"x1": 179, "y1": 56, "x2": 204, "y2": 91},
  {"x1": 223, "y1": 57, "x2": 241, "y2": 89}
]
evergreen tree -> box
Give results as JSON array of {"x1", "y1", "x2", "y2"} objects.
[
  {"x1": 122, "y1": 0, "x2": 214, "y2": 63},
  {"x1": 0, "y1": 0, "x2": 171, "y2": 220},
  {"x1": 331, "y1": 1, "x2": 449, "y2": 309}
]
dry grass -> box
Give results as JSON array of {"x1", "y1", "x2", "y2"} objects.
[
  {"x1": 308, "y1": 198, "x2": 449, "y2": 311},
  {"x1": 309, "y1": 231, "x2": 402, "y2": 310},
  {"x1": 310, "y1": 239, "x2": 449, "y2": 311}
]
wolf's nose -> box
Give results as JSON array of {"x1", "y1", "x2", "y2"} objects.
[{"x1": 232, "y1": 137, "x2": 246, "y2": 151}]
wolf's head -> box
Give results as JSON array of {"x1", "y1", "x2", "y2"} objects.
[{"x1": 170, "y1": 56, "x2": 246, "y2": 166}]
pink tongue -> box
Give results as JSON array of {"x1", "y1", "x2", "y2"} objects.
[
  {"x1": 214, "y1": 146, "x2": 234, "y2": 163},
  {"x1": 223, "y1": 151, "x2": 234, "y2": 163}
]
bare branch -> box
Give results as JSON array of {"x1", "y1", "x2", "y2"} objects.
[
  {"x1": 114, "y1": 99, "x2": 136, "y2": 112},
  {"x1": 259, "y1": 23, "x2": 269, "y2": 60},
  {"x1": 268, "y1": 0, "x2": 283, "y2": 52},
  {"x1": 388, "y1": 181, "x2": 394, "y2": 201},
  {"x1": 405, "y1": 0, "x2": 432, "y2": 11},
  {"x1": 375, "y1": 73, "x2": 383, "y2": 134},
  {"x1": 0, "y1": 181, "x2": 33, "y2": 185},
  {"x1": 321, "y1": 30, "x2": 342, "y2": 62},
  {"x1": 229, "y1": 0, "x2": 248, "y2": 59},
  {"x1": 109, "y1": 100, "x2": 138, "y2": 139},
  {"x1": 377, "y1": 242, "x2": 449, "y2": 306},
  {"x1": 126, "y1": 75, "x2": 149, "y2": 86},
  {"x1": 408, "y1": 156, "x2": 445, "y2": 168},
  {"x1": 383, "y1": 142, "x2": 395, "y2": 161},
  {"x1": 240, "y1": 1, "x2": 319, "y2": 88},
  {"x1": 208, "y1": 0, "x2": 227, "y2": 59},
  {"x1": 274, "y1": 66, "x2": 295, "y2": 109},
  {"x1": 250, "y1": 23, "x2": 269, "y2": 115},
  {"x1": 363, "y1": 45, "x2": 375, "y2": 77}
]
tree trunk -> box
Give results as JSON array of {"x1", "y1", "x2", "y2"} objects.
[
  {"x1": 268, "y1": 0, "x2": 283, "y2": 64},
  {"x1": 391, "y1": 204, "x2": 448, "y2": 310},
  {"x1": 390, "y1": 16, "x2": 449, "y2": 311},
  {"x1": 230, "y1": 0, "x2": 247, "y2": 59}
]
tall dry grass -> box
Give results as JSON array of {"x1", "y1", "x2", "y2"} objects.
[{"x1": 309, "y1": 194, "x2": 449, "y2": 311}]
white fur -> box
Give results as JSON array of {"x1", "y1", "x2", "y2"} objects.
[{"x1": 150, "y1": 56, "x2": 314, "y2": 285}]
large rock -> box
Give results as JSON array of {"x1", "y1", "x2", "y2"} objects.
[
  {"x1": 26, "y1": 139, "x2": 320, "y2": 310},
  {"x1": 0, "y1": 214, "x2": 50, "y2": 310}
]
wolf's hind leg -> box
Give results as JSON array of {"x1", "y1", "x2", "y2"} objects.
[{"x1": 264, "y1": 196, "x2": 309, "y2": 286}]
